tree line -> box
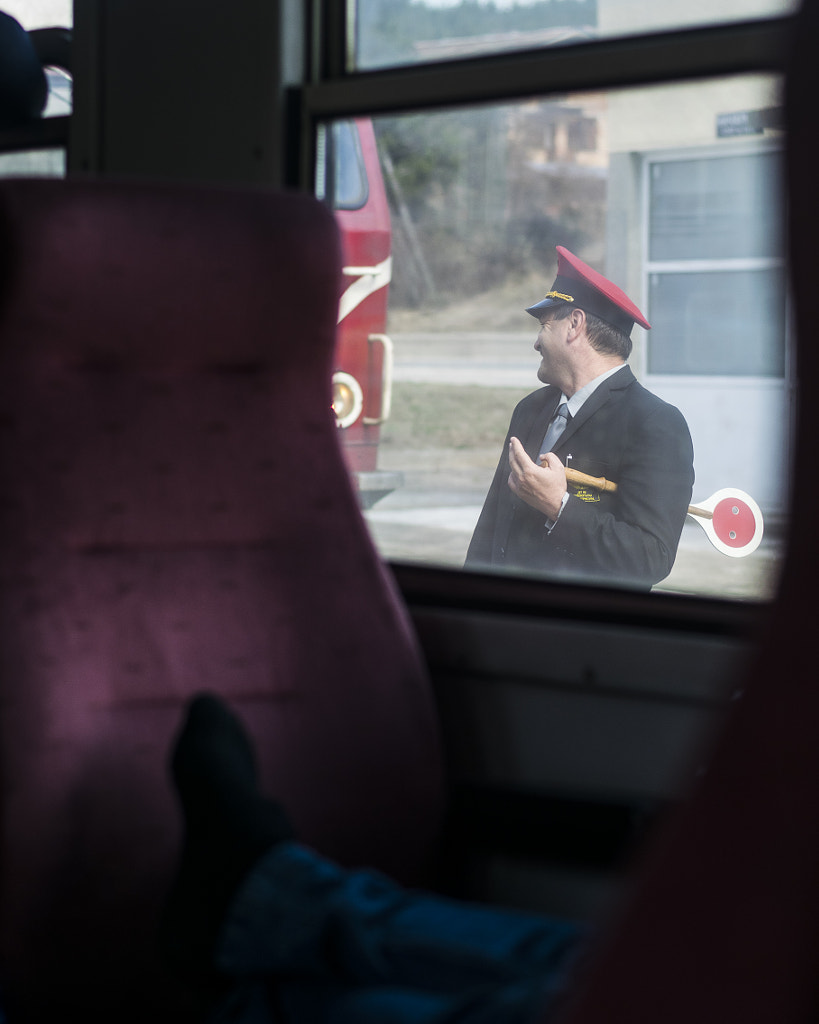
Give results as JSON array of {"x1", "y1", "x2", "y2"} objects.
[{"x1": 357, "y1": 0, "x2": 597, "y2": 67}]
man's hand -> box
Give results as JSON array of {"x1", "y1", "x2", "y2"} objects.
[{"x1": 507, "y1": 437, "x2": 567, "y2": 519}]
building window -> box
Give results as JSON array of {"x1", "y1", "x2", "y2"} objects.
[{"x1": 646, "y1": 149, "x2": 786, "y2": 377}]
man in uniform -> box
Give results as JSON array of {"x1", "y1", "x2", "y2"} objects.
[{"x1": 465, "y1": 246, "x2": 694, "y2": 588}]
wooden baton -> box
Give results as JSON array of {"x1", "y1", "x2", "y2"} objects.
[{"x1": 564, "y1": 467, "x2": 712, "y2": 520}]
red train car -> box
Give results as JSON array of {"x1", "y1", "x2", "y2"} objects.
[{"x1": 323, "y1": 117, "x2": 402, "y2": 508}]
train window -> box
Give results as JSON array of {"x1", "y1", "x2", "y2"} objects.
[
  {"x1": 2, "y1": 1, "x2": 73, "y2": 117},
  {"x1": 0, "y1": 147, "x2": 65, "y2": 177},
  {"x1": 353, "y1": 0, "x2": 797, "y2": 72},
  {"x1": 1, "y1": 1, "x2": 72, "y2": 30},
  {"x1": 325, "y1": 72, "x2": 787, "y2": 601},
  {"x1": 316, "y1": 121, "x2": 370, "y2": 211},
  {"x1": 41, "y1": 67, "x2": 71, "y2": 118}
]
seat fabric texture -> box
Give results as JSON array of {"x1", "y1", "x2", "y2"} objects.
[{"x1": 0, "y1": 178, "x2": 445, "y2": 1022}]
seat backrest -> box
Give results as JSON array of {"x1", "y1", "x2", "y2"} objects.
[{"x1": 0, "y1": 178, "x2": 445, "y2": 1021}]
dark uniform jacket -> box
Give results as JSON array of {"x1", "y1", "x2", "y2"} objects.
[{"x1": 465, "y1": 365, "x2": 695, "y2": 588}]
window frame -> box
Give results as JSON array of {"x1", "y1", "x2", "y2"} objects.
[
  {"x1": 295, "y1": 14, "x2": 792, "y2": 190},
  {"x1": 290, "y1": 6, "x2": 795, "y2": 611}
]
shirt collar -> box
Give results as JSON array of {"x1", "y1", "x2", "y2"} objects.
[{"x1": 562, "y1": 363, "x2": 625, "y2": 418}]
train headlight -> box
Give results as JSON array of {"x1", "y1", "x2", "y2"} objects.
[{"x1": 332, "y1": 372, "x2": 364, "y2": 428}]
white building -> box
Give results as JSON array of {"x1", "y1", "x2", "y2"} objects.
[{"x1": 601, "y1": 1, "x2": 792, "y2": 519}]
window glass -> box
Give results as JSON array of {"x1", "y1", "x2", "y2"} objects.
[
  {"x1": 1, "y1": 1, "x2": 73, "y2": 117},
  {"x1": 316, "y1": 121, "x2": 370, "y2": 211},
  {"x1": 649, "y1": 151, "x2": 784, "y2": 261},
  {"x1": 354, "y1": 0, "x2": 796, "y2": 72},
  {"x1": 648, "y1": 267, "x2": 786, "y2": 376},
  {"x1": 647, "y1": 149, "x2": 786, "y2": 377},
  {"x1": 1, "y1": 1, "x2": 72, "y2": 30},
  {"x1": 41, "y1": 68, "x2": 71, "y2": 118},
  {"x1": 324, "y1": 73, "x2": 787, "y2": 601},
  {"x1": 0, "y1": 148, "x2": 65, "y2": 176}
]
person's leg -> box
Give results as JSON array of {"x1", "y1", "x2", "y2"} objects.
[
  {"x1": 218, "y1": 841, "x2": 585, "y2": 996},
  {"x1": 163, "y1": 694, "x2": 587, "y2": 1023}
]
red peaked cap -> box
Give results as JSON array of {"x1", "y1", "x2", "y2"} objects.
[{"x1": 526, "y1": 245, "x2": 650, "y2": 334}]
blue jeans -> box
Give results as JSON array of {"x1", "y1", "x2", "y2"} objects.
[{"x1": 211, "y1": 842, "x2": 587, "y2": 1024}]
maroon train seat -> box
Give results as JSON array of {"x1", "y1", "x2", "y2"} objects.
[{"x1": 0, "y1": 178, "x2": 445, "y2": 1021}]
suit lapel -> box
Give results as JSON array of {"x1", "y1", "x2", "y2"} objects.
[
  {"x1": 555, "y1": 365, "x2": 633, "y2": 452},
  {"x1": 517, "y1": 367, "x2": 635, "y2": 461}
]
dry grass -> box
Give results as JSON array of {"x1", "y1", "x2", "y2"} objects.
[
  {"x1": 381, "y1": 381, "x2": 531, "y2": 451},
  {"x1": 386, "y1": 271, "x2": 547, "y2": 333}
]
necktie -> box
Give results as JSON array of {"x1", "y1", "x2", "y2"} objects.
[{"x1": 540, "y1": 402, "x2": 570, "y2": 457}]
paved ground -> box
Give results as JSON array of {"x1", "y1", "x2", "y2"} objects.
[{"x1": 364, "y1": 471, "x2": 783, "y2": 601}]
